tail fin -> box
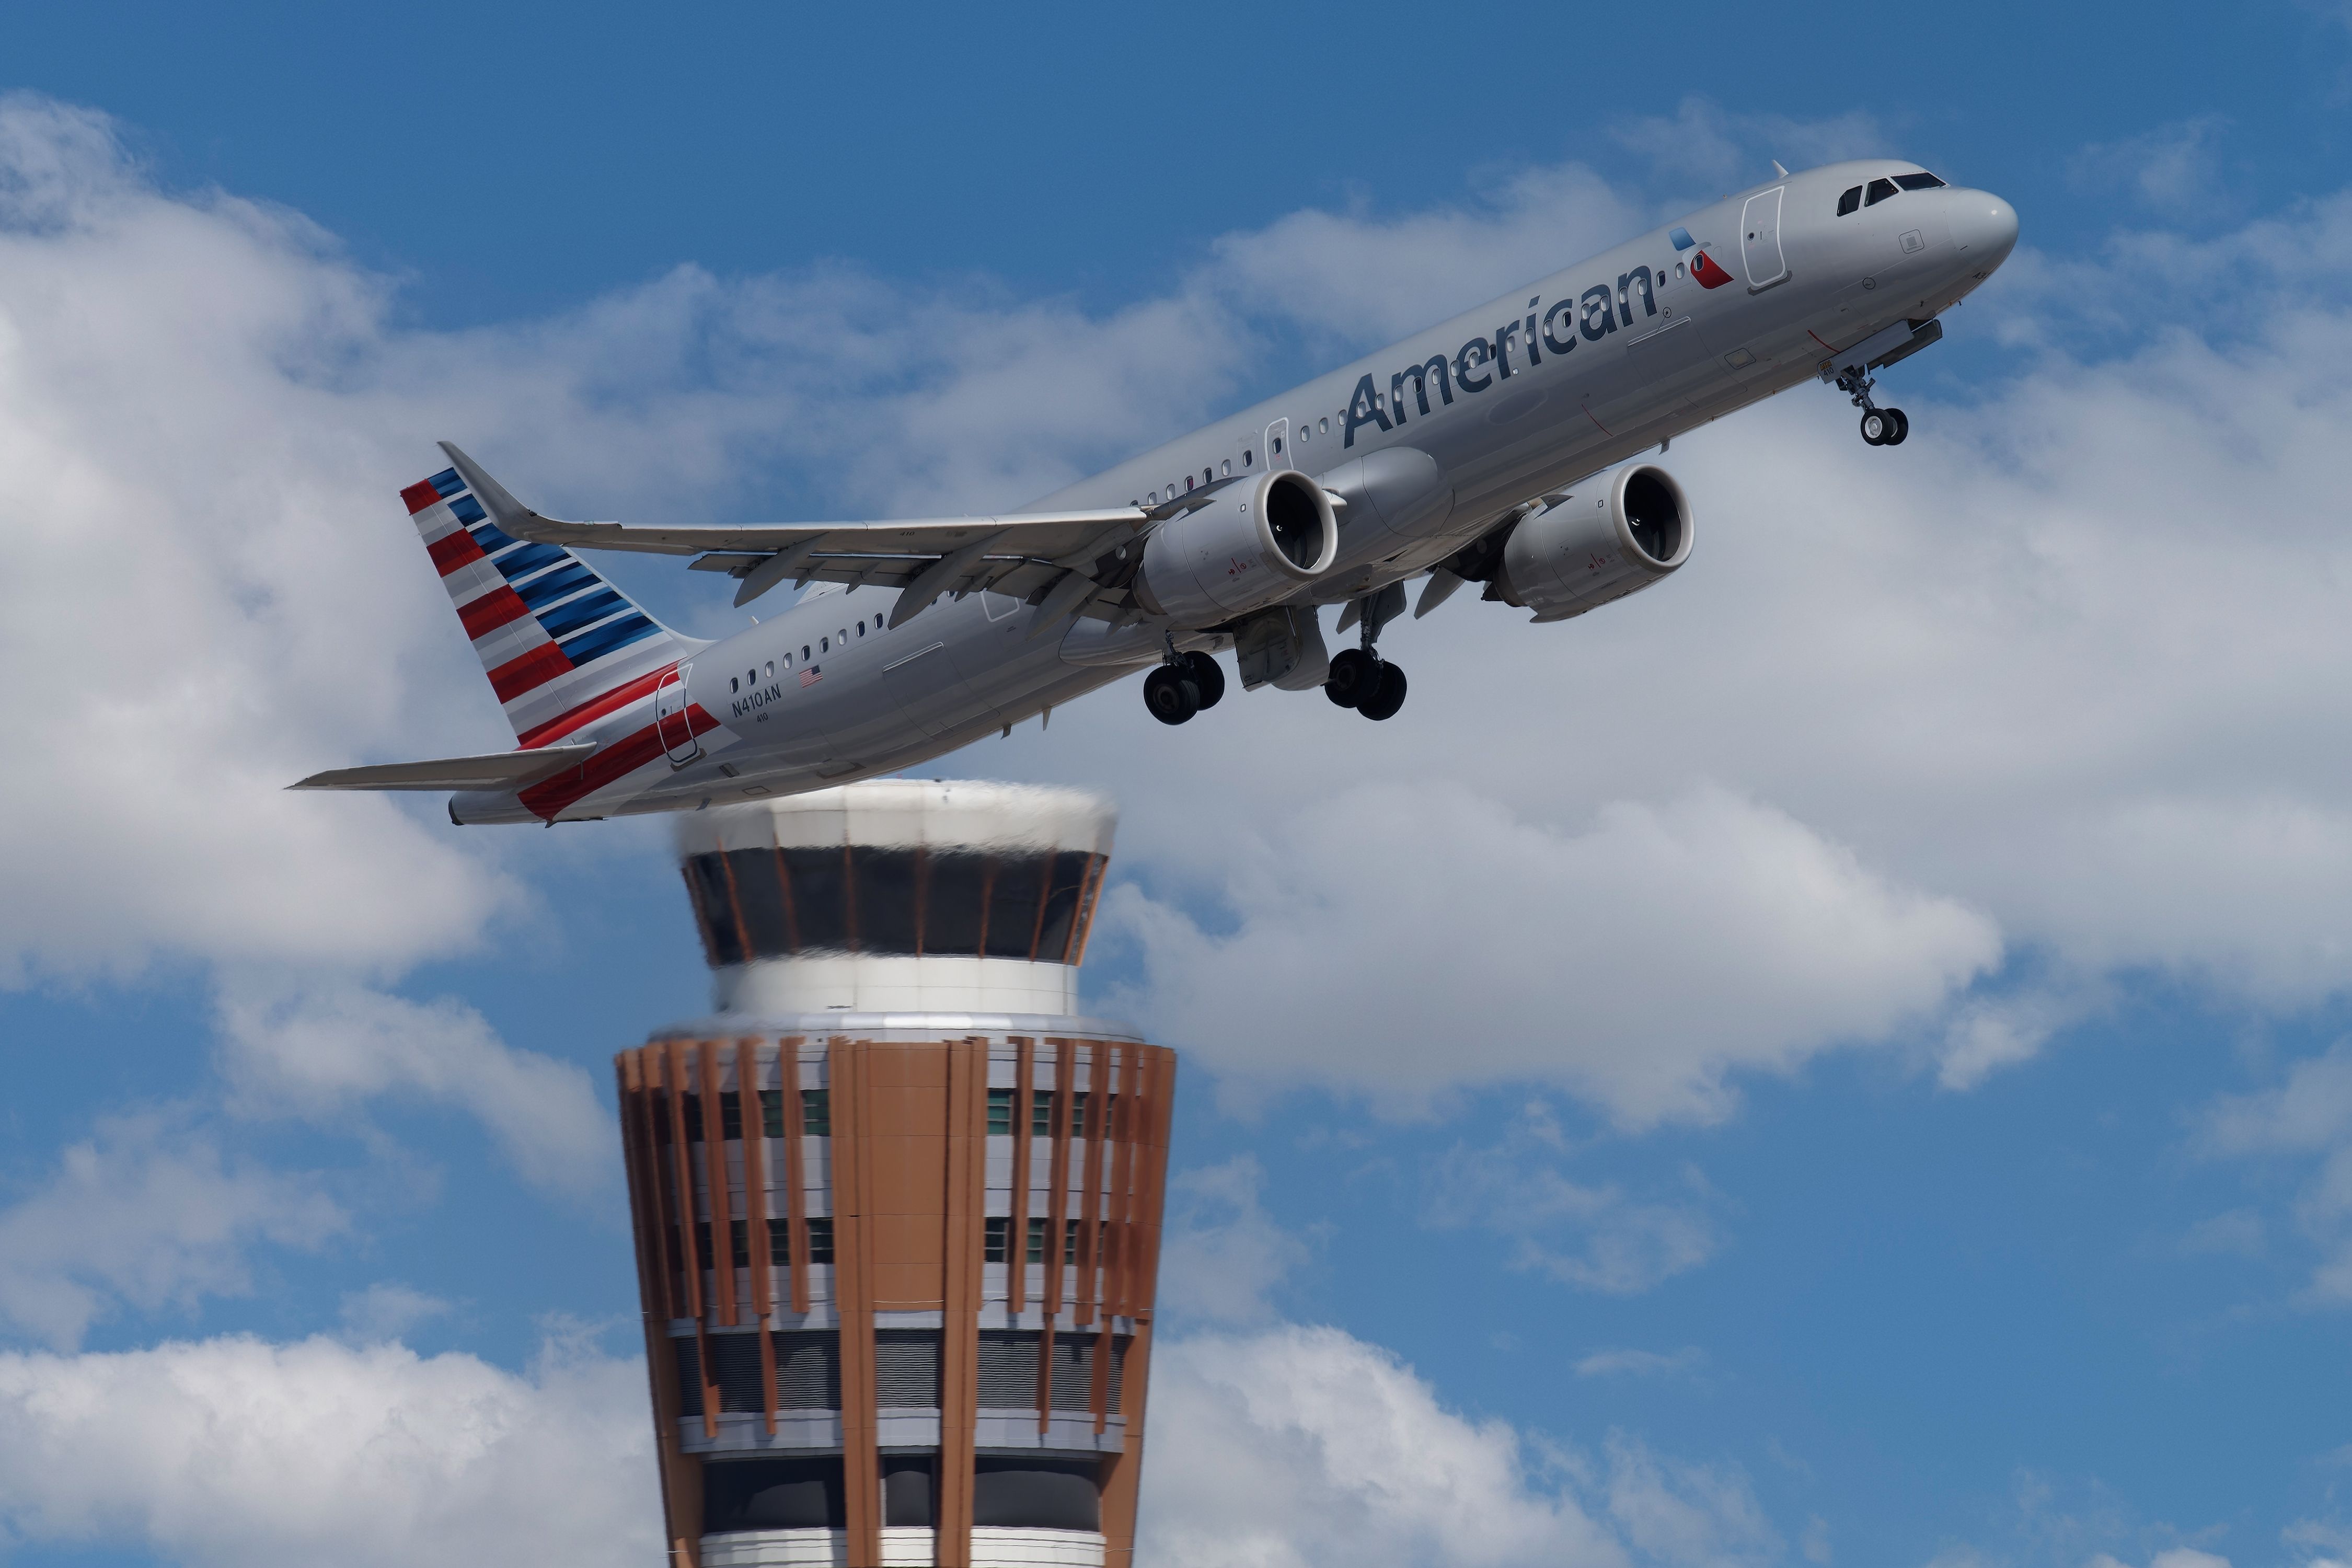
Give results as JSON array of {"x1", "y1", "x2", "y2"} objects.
[{"x1": 398, "y1": 459, "x2": 696, "y2": 747}]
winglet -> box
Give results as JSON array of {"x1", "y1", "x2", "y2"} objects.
[{"x1": 436, "y1": 441, "x2": 538, "y2": 533}]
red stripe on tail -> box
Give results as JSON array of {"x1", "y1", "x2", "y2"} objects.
[
  {"x1": 458, "y1": 586, "x2": 532, "y2": 639},
  {"x1": 488, "y1": 643, "x2": 573, "y2": 702},
  {"x1": 428, "y1": 528, "x2": 487, "y2": 575},
  {"x1": 400, "y1": 479, "x2": 444, "y2": 514}
]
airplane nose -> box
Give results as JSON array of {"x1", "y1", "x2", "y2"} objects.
[{"x1": 1952, "y1": 192, "x2": 2019, "y2": 270}]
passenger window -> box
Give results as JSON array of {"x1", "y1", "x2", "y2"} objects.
[
  {"x1": 746, "y1": 669, "x2": 755, "y2": 684},
  {"x1": 1273, "y1": 435, "x2": 1283, "y2": 454},
  {"x1": 1837, "y1": 185, "x2": 1863, "y2": 216},
  {"x1": 801, "y1": 645, "x2": 811, "y2": 660},
  {"x1": 837, "y1": 629, "x2": 847, "y2": 643},
  {"x1": 1865, "y1": 178, "x2": 1898, "y2": 206},
  {"x1": 1147, "y1": 489, "x2": 1157, "y2": 503},
  {"x1": 730, "y1": 676, "x2": 740, "y2": 693},
  {"x1": 1221, "y1": 459, "x2": 1232, "y2": 476},
  {"x1": 1202, "y1": 467, "x2": 1212, "y2": 484},
  {"x1": 1243, "y1": 448, "x2": 1253, "y2": 465},
  {"x1": 1319, "y1": 417, "x2": 1329, "y2": 434},
  {"x1": 855, "y1": 622, "x2": 864, "y2": 637},
  {"x1": 1675, "y1": 261, "x2": 1687, "y2": 278},
  {"x1": 764, "y1": 661, "x2": 775, "y2": 678},
  {"x1": 821, "y1": 636, "x2": 829, "y2": 652},
  {"x1": 1894, "y1": 172, "x2": 1946, "y2": 191},
  {"x1": 1184, "y1": 475, "x2": 1193, "y2": 491}
]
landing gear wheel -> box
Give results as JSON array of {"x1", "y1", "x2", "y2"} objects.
[
  {"x1": 1143, "y1": 665, "x2": 1201, "y2": 725},
  {"x1": 1882, "y1": 408, "x2": 1909, "y2": 445},
  {"x1": 1181, "y1": 650, "x2": 1226, "y2": 709},
  {"x1": 1860, "y1": 409, "x2": 1892, "y2": 446},
  {"x1": 1325, "y1": 647, "x2": 1380, "y2": 709},
  {"x1": 1357, "y1": 661, "x2": 1408, "y2": 721}
]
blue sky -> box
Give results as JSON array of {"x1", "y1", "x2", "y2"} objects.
[{"x1": 2, "y1": 5, "x2": 2351, "y2": 1568}]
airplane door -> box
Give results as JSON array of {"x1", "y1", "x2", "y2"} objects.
[
  {"x1": 654, "y1": 665, "x2": 701, "y2": 765},
  {"x1": 1264, "y1": 418, "x2": 1292, "y2": 468},
  {"x1": 1740, "y1": 187, "x2": 1788, "y2": 291}
]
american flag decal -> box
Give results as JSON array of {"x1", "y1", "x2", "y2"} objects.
[{"x1": 801, "y1": 666, "x2": 822, "y2": 687}]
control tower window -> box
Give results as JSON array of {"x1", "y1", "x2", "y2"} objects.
[
  {"x1": 1894, "y1": 171, "x2": 1946, "y2": 190},
  {"x1": 971, "y1": 1457, "x2": 1102, "y2": 1532},
  {"x1": 1837, "y1": 185, "x2": 1863, "y2": 216},
  {"x1": 804, "y1": 1216, "x2": 835, "y2": 1263},
  {"x1": 802, "y1": 1088, "x2": 830, "y2": 1136},
  {"x1": 984, "y1": 1215, "x2": 1010, "y2": 1262},
  {"x1": 681, "y1": 847, "x2": 1106, "y2": 964},
  {"x1": 702, "y1": 1456, "x2": 846, "y2": 1534},
  {"x1": 986, "y1": 1087, "x2": 1014, "y2": 1135},
  {"x1": 1864, "y1": 177, "x2": 1899, "y2": 206}
]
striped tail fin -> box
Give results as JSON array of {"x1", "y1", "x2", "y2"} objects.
[{"x1": 398, "y1": 465, "x2": 695, "y2": 748}]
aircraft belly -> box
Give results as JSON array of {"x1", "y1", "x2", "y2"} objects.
[{"x1": 879, "y1": 594, "x2": 1006, "y2": 740}]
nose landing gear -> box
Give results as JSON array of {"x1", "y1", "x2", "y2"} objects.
[
  {"x1": 1860, "y1": 406, "x2": 1908, "y2": 445},
  {"x1": 1839, "y1": 370, "x2": 1908, "y2": 446}
]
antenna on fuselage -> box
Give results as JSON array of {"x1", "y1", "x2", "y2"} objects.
[{"x1": 1771, "y1": 160, "x2": 1789, "y2": 178}]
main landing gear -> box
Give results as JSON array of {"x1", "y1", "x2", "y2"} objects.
[
  {"x1": 1838, "y1": 370, "x2": 1908, "y2": 447},
  {"x1": 1143, "y1": 647, "x2": 1226, "y2": 725},
  {"x1": 1325, "y1": 583, "x2": 1409, "y2": 721}
]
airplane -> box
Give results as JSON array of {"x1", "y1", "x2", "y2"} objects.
[{"x1": 291, "y1": 160, "x2": 2017, "y2": 825}]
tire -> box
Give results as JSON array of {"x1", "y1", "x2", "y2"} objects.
[
  {"x1": 1143, "y1": 666, "x2": 1200, "y2": 725},
  {"x1": 1182, "y1": 650, "x2": 1226, "y2": 709},
  {"x1": 1325, "y1": 647, "x2": 1378, "y2": 709},
  {"x1": 1860, "y1": 410, "x2": 1889, "y2": 445},
  {"x1": 1883, "y1": 408, "x2": 1909, "y2": 445},
  {"x1": 1357, "y1": 661, "x2": 1408, "y2": 721}
]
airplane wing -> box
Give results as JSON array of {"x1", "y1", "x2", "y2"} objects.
[
  {"x1": 435, "y1": 441, "x2": 1237, "y2": 625},
  {"x1": 286, "y1": 742, "x2": 597, "y2": 792}
]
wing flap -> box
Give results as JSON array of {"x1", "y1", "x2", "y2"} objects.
[{"x1": 287, "y1": 742, "x2": 597, "y2": 792}]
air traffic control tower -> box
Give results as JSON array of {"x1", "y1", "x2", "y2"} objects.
[{"x1": 612, "y1": 781, "x2": 1175, "y2": 1568}]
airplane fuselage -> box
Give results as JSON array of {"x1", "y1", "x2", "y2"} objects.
[{"x1": 452, "y1": 160, "x2": 2017, "y2": 824}]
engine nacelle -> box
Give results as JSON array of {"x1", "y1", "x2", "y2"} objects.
[
  {"x1": 1494, "y1": 464, "x2": 1692, "y2": 622},
  {"x1": 1132, "y1": 469, "x2": 1339, "y2": 625}
]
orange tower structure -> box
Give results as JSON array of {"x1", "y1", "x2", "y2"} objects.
[{"x1": 613, "y1": 782, "x2": 1175, "y2": 1567}]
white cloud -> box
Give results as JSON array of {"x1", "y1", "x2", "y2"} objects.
[
  {"x1": 0, "y1": 96, "x2": 522, "y2": 984},
  {"x1": 338, "y1": 1282, "x2": 453, "y2": 1343},
  {"x1": 2200, "y1": 1043, "x2": 2352, "y2": 1301},
  {"x1": 1425, "y1": 1103, "x2": 1723, "y2": 1294},
  {"x1": 0, "y1": 1112, "x2": 343, "y2": 1350},
  {"x1": 2067, "y1": 117, "x2": 2233, "y2": 213},
  {"x1": 215, "y1": 982, "x2": 613, "y2": 1196},
  {"x1": 1157, "y1": 1155, "x2": 1313, "y2": 1325},
  {"x1": 0, "y1": 1331, "x2": 655, "y2": 1568},
  {"x1": 2088, "y1": 1551, "x2": 2233, "y2": 1568},
  {"x1": 1575, "y1": 1347, "x2": 1707, "y2": 1379},
  {"x1": 1102, "y1": 783, "x2": 1998, "y2": 1125},
  {"x1": 1142, "y1": 1322, "x2": 1777, "y2": 1568}
]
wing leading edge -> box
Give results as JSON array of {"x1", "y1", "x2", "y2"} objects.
[{"x1": 432, "y1": 441, "x2": 1237, "y2": 627}]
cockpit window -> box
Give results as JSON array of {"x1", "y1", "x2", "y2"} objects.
[
  {"x1": 1894, "y1": 171, "x2": 1947, "y2": 191},
  {"x1": 1836, "y1": 185, "x2": 1863, "y2": 216},
  {"x1": 1864, "y1": 177, "x2": 1899, "y2": 206}
]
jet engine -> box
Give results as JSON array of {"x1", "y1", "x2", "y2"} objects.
[
  {"x1": 1493, "y1": 464, "x2": 1692, "y2": 622},
  {"x1": 1132, "y1": 469, "x2": 1339, "y2": 625}
]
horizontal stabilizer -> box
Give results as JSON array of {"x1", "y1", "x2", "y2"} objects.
[{"x1": 286, "y1": 742, "x2": 596, "y2": 792}]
